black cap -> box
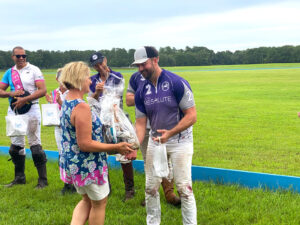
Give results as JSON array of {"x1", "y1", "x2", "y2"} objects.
[
  {"x1": 10, "y1": 91, "x2": 32, "y2": 114},
  {"x1": 90, "y1": 52, "x2": 104, "y2": 67}
]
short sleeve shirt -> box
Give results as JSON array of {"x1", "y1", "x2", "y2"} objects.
[
  {"x1": 135, "y1": 69, "x2": 195, "y2": 143},
  {"x1": 1, "y1": 63, "x2": 44, "y2": 104},
  {"x1": 127, "y1": 71, "x2": 151, "y2": 128},
  {"x1": 89, "y1": 69, "x2": 124, "y2": 108},
  {"x1": 127, "y1": 72, "x2": 146, "y2": 94}
]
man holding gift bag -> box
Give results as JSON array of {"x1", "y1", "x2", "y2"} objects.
[
  {"x1": 0, "y1": 46, "x2": 48, "y2": 189},
  {"x1": 89, "y1": 52, "x2": 135, "y2": 201},
  {"x1": 133, "y1": 46, "x2": 197, "y2": 225},
  {"x1": 126, "y1": 71, "x2": 181, "y2": 207}
]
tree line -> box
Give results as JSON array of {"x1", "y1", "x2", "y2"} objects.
[{"x1": 0, "y1": 45, "x2": 300, "y2": 69}]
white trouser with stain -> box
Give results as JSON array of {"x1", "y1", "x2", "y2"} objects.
[
  {"x1": 145, "y1": 139, "x2": 197, "y2": 225},
  {"x1": 8, "y1": 104, "x2": 41, "y2": 155}
]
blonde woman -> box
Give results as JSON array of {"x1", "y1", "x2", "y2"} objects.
[{"x1": 59, "y1": 61, "x2": 134, "y2": 225}]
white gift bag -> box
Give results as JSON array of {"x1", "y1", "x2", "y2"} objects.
[
  {"x1": 6, "y1": 114, "x2": 29, "y2": 136},
  {"x1": 152, "y1": 140, "x2": 169, "y2": 178},
  {"x1": 42, "y1": 104, "x2": 60, "y2": 126}
]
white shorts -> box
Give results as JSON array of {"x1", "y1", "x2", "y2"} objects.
[{"x1": 74, "y1": 183, "x2": 110, "y2": 201}]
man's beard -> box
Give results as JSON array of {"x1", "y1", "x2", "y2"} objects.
[{"x1": 141, "y1": 69, "x2": 154, "y2": 80}]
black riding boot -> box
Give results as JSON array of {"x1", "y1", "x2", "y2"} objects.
[
  {"x1": 61, "y1": 183, "x2": 76, "y2": 195},
  {"x1": 30, "y1": 145, "x2": 48, "y2": 189},
  {"x1": 6, "y1": 144, "x2": 26, "y2": 187}
]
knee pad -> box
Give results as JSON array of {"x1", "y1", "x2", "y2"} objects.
[
  {"x1": 30, "y1": 145, "x2": 47, "y2": 167},
  {"x1": 9, "y1": 144, "x2": 24, "y2": 158}
]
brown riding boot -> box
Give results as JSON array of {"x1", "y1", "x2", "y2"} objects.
[
  {"x1": 161, "y1": 178, "x2": 181, "y2": 206},
  {"x1": 121, "y1": 162, "x2": 135, "y2": 202}
]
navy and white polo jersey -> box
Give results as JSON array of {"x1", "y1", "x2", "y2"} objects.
[
  {"x1": 89, "y1": 68, "x2": 124, "y2": 108},
  {"x1": 135, "y1": 69, "x2": 195, "y2": 143}
]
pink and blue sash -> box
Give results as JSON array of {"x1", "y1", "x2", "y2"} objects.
[{"x1": 11, "y1": 67, "x2": 24, "y2": 91}]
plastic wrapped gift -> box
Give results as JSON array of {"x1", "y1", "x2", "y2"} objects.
[{"x1": 87, "y1": 81, "x2": 139, "y2": 150}]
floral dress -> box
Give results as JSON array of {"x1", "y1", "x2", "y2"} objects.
[{"x1": 59, "y1": 99, "x2": 108, "y2": 187}]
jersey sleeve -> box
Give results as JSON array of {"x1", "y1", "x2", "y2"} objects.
[
  {"x1": 127, "y1": 72, "x2": 138, "y2": 94},
  {"x1": 173, "y1": 79, "x2": 195, "y2": 110},
  {"x1": 1, "y1": 69, "x2": 11, "y2": 86},
  {"x1": 33, "y1": 66, "x2": 44, "y2": 81},
  {"x1": 134, "y1": 89, "x2": 146, "y2": 118}
]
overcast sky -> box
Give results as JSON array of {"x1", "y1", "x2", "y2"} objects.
[{"x1": 0, "y1": 0, "x2": 299, "y2": 52}]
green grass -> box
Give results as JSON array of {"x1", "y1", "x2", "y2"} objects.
[
  {"x1": 1, "y1": 63, "x2": 300, "y2": 224},
  {"x1": 1, "y1": 155, "x2": 300, "y2": 225},
  {"x1": 1, "y1": 63, "x2": 300, "y2": 177}
]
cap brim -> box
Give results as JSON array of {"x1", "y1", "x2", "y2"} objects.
[
  {"x1": 131, "y1": 58, "x2": 148, "y2": 65},
  {"x1": 91, "y1": 58, "x2": 104, "y2": 67}
]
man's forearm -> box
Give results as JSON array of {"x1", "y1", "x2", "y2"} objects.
[
  {"x1": 135, "y1": 117, "x2": 147, "y2": 144},
  {"x1": 24, "y1": 89, "x2": 46, "y2": 102},
  {"x1": 168, "y1": 107, "x2": 197, "y2": 138},
  {"x1": 0, "y1": 89, "x2": 11, "y2": 98}
]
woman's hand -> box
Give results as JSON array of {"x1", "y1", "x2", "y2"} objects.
[{"x1": 116, "y1": 142, "x2": 134, "y2": 155}]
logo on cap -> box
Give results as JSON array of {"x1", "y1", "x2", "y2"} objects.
[{"x1": 92, "y1": 54, "x2": 98, "y2": 60}]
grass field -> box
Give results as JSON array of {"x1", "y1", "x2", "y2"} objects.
[
  {"x1": 1, "y1": 156, "x2": 300, "y2": 225},
  {"x1": 1, "y1": 63, "x2": 300, "y2": 176},
  {"x1": 1, "y1": 63, "x2": 300, "y2": 224}
]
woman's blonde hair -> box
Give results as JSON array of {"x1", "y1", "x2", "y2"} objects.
[{"x1": 59, "y1": 61, "x2": 90, "y2": 90}]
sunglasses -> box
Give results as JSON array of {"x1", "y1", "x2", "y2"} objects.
[{"x1": 14, "y1": 54, "x2": 27, "y2": 59}]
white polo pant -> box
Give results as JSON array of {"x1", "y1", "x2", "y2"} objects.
[
  {"x1": 8, "y1": 104, "x2": 41, "y2": 155},
  {"x1": 145, "y1": 139, "x2": 197, "y2": 225}
]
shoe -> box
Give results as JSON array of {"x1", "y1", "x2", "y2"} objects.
[
  {"x1": 167, "y1": 194, "x2": 181, "y2": 206},
  {"x1": 61, "y1": 183, "x2": 76, "y2": 195},
  {"x1": 140, "y1": 199, "x2": 146, "y2": 207},
  {"x1": 35, "y1": 181, "x2": 48, "y2": 189},
  {"x1": 5, "y1": 177, "x2": 26, "y2": 188},
  {"x1": 124, "y1": 190, "x2": 135, "y2": 202}
]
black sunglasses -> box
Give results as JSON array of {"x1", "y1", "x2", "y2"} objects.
[{"x1": 14, "y1": 54, "x2": 27, "y2": 59}]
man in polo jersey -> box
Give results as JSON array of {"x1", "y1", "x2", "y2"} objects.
[
  {"x1": 133, "y1": 46, "x2": 197, "y2": 225},
  {"x1": 0, "y1": 46, "x2": 48, "y2": 189},
  {"x1": 89, "y1": 52, "x2": 135, "y2": 201},
  {"x1": 126, "y1": 72, "x2": 181, "y2": 207}
]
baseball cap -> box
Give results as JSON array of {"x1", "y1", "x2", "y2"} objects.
[
  {"x1": 90, "y1": 52, "x2": 104, "y2": 67},
  {"x1": 131, "y1": 46, "x2": 158, "y2": 65}
]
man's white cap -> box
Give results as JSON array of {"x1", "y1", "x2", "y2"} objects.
[{"x1": 131, "y1": 46, "x2": 158, "y2": 65}]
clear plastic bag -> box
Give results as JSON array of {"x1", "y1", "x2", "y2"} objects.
[{"x1": 87, "y1": 78, "x2": 139, "y2": 150}]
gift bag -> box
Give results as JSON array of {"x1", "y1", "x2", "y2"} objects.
[
  {"x1": 42, "y1": 104, "x2": 60, "y2": 126},
  {"x1": 152, "y1": 140, "x2": 169, "y2": 178},
  {"x1": 5, "y1": 114, "x2": 29, "y2": 136}
]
